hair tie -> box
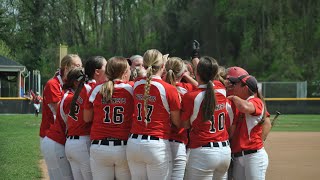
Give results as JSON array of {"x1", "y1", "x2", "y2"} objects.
[
  {"x1": 77, "y1": 70, "x2": 87, "y2": 81},
  {"x1": 168, "y1": 69, "x2": 173, "y2": 73}
]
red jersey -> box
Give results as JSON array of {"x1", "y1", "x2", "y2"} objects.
[
  {"x1": 226, "y1": 99, "x2": 237, "y2": 131},
  {"x1": 130, "y1": 76, "x2": 181, "y2": 140},
  {"x1": 67, "y1": 80, "x2": 96, "y2": 136},
  {"x1": 86, "y1": 80, "x2": 134, "y2": 140},
  {"x1": 181, "y1": 83, "x2": 229, "y2": 148},
  {"x1": 46, "y1": 91, "x2": 72, "y2": 145},
  {"x1": 169, "y1": 82, "x2": 195, "y2": 144},
  {"x1": 231, "y1": 96, "x2": 265, "y2": 153},
  {"x1": 175, "y1": 82, "x2": 195, "y2": 96},
  {"x1": 30, "y1": 91, "x2": 43, "y2": 104},
  {"x1": 40, "y1": 75, "x2": 63, "y2": 137}
]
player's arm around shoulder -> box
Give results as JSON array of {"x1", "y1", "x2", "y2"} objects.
[{"x1": 227, "y1": 95, "x2": 255, "y2": 114}]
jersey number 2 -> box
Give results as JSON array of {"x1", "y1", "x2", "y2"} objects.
[{"x1": 69, "y1": 103, "x2": 80, "y2": 121}]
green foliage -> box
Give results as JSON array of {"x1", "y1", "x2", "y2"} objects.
[
  {"x1": 0, "y1": 40, "x2": 13, "y2": 59},
  {"x1": 0, "y1": 0, "x2": 319, "y2": 91},
  {"x1": 0, "y1": 115, "x2": 42, "y2": 180}
]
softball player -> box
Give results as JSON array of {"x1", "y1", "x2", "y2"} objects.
[
  {"x1": 40, "y1": 54, "x2": 82, "y2": 141},
  {"x1": 126, "y1": 49, "x2": 181, "y2": 180},
  {"x1": 225, "y1": 66, "x2": 272, "y2": 140},
  {"x1": 83, "y1": 57, "x2": 132, "y2": 180},
  {"x1": 164, "y1": 57, "x2": 197, "y2": 179},
  {"x1": 181, "y1": 56, "x2": 231, "y2": 180},
  {"x1": 65, "y1": 56, "x2": 107, "y2": 180},
  {"x1": 30, "y1": 90, "x2": 42, "y2": 117},
  {"x1": 227, "y1": 75, "x2": 268, "y2": 180},
  {"x1": 41, "y1": 67, "x2": 86, "y2": 180}
]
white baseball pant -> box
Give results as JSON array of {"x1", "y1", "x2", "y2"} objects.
[
  {"x1": 126, "y1": 134, "x2": 172, "y2": 180},
  {"x1": 185, "y1": 142, "x2": 231, "y2": 180},
  {"x1": 169, "y1": 141, "x2": 187, "y2": 180},
  {"x1": 40, "y1": 136, "x2": 73, "y2": 180},
  {"x1": 90, "y1": 141, "x2": 130, "y2": 180},
  {"x1": 65, "y1": 135, "x2": 92, "y2": 180},
  {"x1": 232, "y1": 148, "x2": 268, "y2": 180},
  {"x1": 34, "y1": 103, "x2": 40, "y2": 112}
]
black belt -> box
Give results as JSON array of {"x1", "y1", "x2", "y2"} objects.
[
  {"x1": 169, "y1": 139, "x2": 183, "y2": 143},
  {"x1": 233, "y1": 150, "x2": 258, "y2": 158},
  {"x1": 202, "y1": 141, "x2": 229, "y2": 148},
  {"x1": 131, "y1": 134, "x2": 159, "y2": 140},
  {"x1": 67, "y1": 135, "x2": 80, "y2": 139},
  {"x1": 92, "y1": 138, "x2": 127, "y2": 146}
]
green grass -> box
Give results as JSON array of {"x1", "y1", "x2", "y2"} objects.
[
  {"x1": 0, "y1": 114, "x2": 42, "y2": 180},
  {"x1": 271, "y1": 114, "x2": 320, "y2": 131},
  {"x1": 0, "y1": 114, "x2": 319, "y2": 179}
]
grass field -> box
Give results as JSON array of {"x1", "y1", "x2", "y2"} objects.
[
  {"x1": 0, "y1": 114, "x2": 319, "y2": 179},
  {"x1": 0, "y1": 114, "x2": 42, "y2": 180},
  {"x1": 271, "y1": 114, "x2": 320, "y2": 131}
]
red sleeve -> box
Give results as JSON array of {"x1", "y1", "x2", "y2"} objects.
[
  {"x1": 84, "y1": 88, "x2": 93, "y2": 109},
  {"x1": 249, "y1": 98, "x2": 263, "y2": 116},
  {"x1": 266, "y1": 110, "x2": 270, "y2": 117},
  {"x1": 166, "y1": 85, "x2": 181, "y2": 111},
  {"x1": 46, "y1": 81, "x2": 62, "y2": 103},
  {"x1": 128, "y1": 81, "x2": 134, "y2": 87},
  {"x1": 180, "y1": 93, "x2": 193, "y2": 122}
]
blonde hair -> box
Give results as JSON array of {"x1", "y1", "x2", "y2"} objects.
[
  {"x1": 100, "y1": 57, "x2": 129, "y2": 102},
  {"x1": 165, "y1": 57, "x2": 185, "y2": 86},
  {"x1": 143, "y1": 49, "x2": 165, "y2": 125},
  {"x1": 60, "y1": 54, "x2": 80, "y2": 77},
  {"x1": 215, "y1": 66, "x2": 227, "y2": 86}
]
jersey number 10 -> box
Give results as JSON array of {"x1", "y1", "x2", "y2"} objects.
[{"x1": 209, "y1": 112, "x2": 225, "y2": 133}]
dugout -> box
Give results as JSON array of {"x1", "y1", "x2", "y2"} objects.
[{"x1": 0, "y1": 55, "x2": 33, "y2": 114}]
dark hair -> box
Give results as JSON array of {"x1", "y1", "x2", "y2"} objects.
[
  {"x1": 62, "y1": 67, "x2": 84, "y2": 90},
  {"x1": 65, "y1": 67, "x2": 86, "y2": 118},
  {"x1": 242, "y1": 76, "x2": 267, "y2": 124},
  {"x1": 197, "y1": 56, "x2": 219, "y2": 121},
  {"x1": 69, "y1": 56, "x2": 106, "y2": 118},
  {"x1": 84, "y1": 56, "x2": 106, "y2": 79}
]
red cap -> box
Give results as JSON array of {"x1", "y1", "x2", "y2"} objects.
[{"x1": 226, "y1": 66, "x2": 249, "y2": 79}]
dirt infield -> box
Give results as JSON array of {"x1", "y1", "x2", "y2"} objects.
[
  {"x1": 39, "y1": 132, "x2": 320, "y2": 179},
  {"x1": 265, "y1": 132, "x2": 320, "y2": 180},
  {"x1": 40, "y1": 159, "x2": 49, "y2": 180}
]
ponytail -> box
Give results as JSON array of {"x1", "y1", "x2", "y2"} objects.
[
  {"x1": 100, "y1": 80, "x2": 114, "y2": 103},
  {"x1": 69, "y1": 71, "x2": 87, "y2": 119},
  {"x1": 165, "y1": 69, "x2": 176, "y2": 86},
  {"x1": 202, "y1": 81, "x2": 216, "y2": 121},
  {"x1": 143, "y1": 66, "x2": 153, "y2": 126}
]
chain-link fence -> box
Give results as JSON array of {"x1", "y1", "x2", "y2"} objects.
[{"x1": 260, "y1": 81, "x2": 307, "y2": 98}]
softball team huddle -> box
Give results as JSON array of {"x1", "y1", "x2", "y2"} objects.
[{"x1": 40, "y1": 49, "x2": 270, "y2": 180}]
